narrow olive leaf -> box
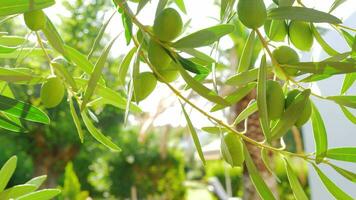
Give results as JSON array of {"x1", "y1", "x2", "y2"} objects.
[
  {"x1": 341, "y1": 73, "x2": 356, "y2": 94},
  {"x1": 0, "y1": 45, "x2": 17, "y2": 54},
  {"x1": 311, "y1": 103, "x2": 328, "y2": 163},
  {"x1": 339, "y1": 30, "x2": 354, "y2": 47},
  {"x1": 0, "y1": 0, "x2": 55, "y2": 17},
  {"x1": 0, "y1": 36, "x2": 27, "y2": 46},
  {"x1": 312, "y1": 164, "x2": 353, "y2": 200},
  {"x1": 180, "y1": 102, "x2": 206, "y2": 165},
  {"x1": 329, "y1": 163, "x2": 356, "y2": 183},
  {"x1": 226, "y1": 68, "x2": 259, "y2": 86},
  {"x1": 81, "y1": 110, "x2": 121, "y2": 152},
  {"x1": 174, "y1": 0, "x2": 187, "y2": 13},
  {"x1": 69, "y1": 98, "x2": 84, "y2": 143},
  {"x1": 177, "y1": 56, "x2": 210, "y2": 75},
  {"x1": 326, "y1": 147, "x2": 356, "y2": 162},
  {"x1": 211, "y1": 82, "x2": 256, "y2": 112},
  {"x1": 257, "y1": 55, "x2": 271, "y2": 142},
  {"x1": 261, "y1": 149, "x2": 281, "y2": 183},
  {"x1": 0, "y1": 184, "x2": 36, "y2": 199},
  {"x1": 243, "y1": 145, "x2": 276, "y2": 200},
  {"x1": 51, "y1": 62, "x2": 77, "y2": 91},
  {"x1": 0, "y1": 115, "x2": 24, "y2": 132},
  {"x1": 0, "y1": 48, "x2": 49, "y2": 59},
  {"x1": 0, "y1": 156, "x2": 17, "y2": 192},
  {"x1": 0, "y1": 67, "x2": 42, "y2": 84},
  {"x1": 25, "y1": 175, "x2": 47, "y2": 189},
  {"x1": 155, "y1": 0, "x2": 169, "y2": 17},
  {"x1": 340, "y1": 105, "x2": 356, "y2": 124},
  {"x1": 42, "y1": 16, "x2": 67, "y2": 56},
  {"x1": 118, "y1": 47, "x2": 136, "y2": 85},
  {"x1": 179, "y1": 48, "x2": 215, "y2": 64},
  {"x1": 300, "y1": 74, "x2": 332, "y2": 83},
  {"x1": 311, "y1": 24, "x2": 339, "y2": 56},
  {"x1": 285, "y1": 61, "x2": 356, "y2": 75},
  {"x1": 283, "y1": 158, "x2": 308, "y2": 200},
  {"x1": 268, "y1": 7, "x2": 342, "y2": 24},
  {"x1": 121, "y1": 13, "x2": 133, "y2": 45},
  {"x1": 64, "y1": 45, "x2": 94, "y2": 74},
  {"x1": 137, "y1": 0, "x2": 150, "y2": 14},
  {"x1": 201, "y1": 126, "x2": 228, "y2": 134},
  {"x1": 271, "y1": 90, "x2": 311, "y2": 140},
  {"x1": 81, "y1": 37, "x2": 117, "y2": 110},
  {"x1": 16, "y1": 189, "x2": 61, "y2": 200},
  {"x1": 0, "y1": 95, "x2": 49, "y2": 124},
  {"x1": 173, "y1": 24, "x2": 235, "y2": 49},
  {"x1": 329, "y1": 0, "x2": 347, "y2": 13},
  {"x1": 88, "y1": 11, "x2": 116, "y2": 59},
  {"x1": 232, "y1": 101, "x2": 258, "y2": 126},
  {"x1": 323, "y1": 52, "x2": 350, "y2": 62},
  {"x1": 327, "y1": 95, "x2": 356, "y2": 109},
  {"x1": 237, "y1": 31, "x2": 256, "y2": 73},
  {"x1": 176, "y1": 63, "x2": 229, "y2": 106}
]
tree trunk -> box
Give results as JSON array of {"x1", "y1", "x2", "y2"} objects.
[{"x1": 234, "y1": 91, "x2": 279, "y2": 200}]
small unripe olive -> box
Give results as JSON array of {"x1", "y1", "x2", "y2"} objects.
[
  {"x1": 153, "y1": 8, "x2": 183, "y2": 41},
  {"x1": 237, "y1": 0, "x2": 267, "y2": 29},
  {"x1": 133, "y1": 72, "x2": 157, "y2": 102},
  {"x1": 285, "y1": 89, "x2": 312, "y2": 127},
  {"x1": 157, "y1": 68, "x2": 180, "y2": 83},
  {"x1": 264, "y1": 20, "x2": 287, "y2": 42},
  {"x1": 24, "y1": 10, "x2": 47, "y2": 31},
  {"x1": 289, "y1": 21, "x2": 314, "y2": 51},
  {"x1": 148, "y1": 40, "x2": 172, "y2": 70},
  {"x1": 40, "y1": 76, "x2": 65, "y2": 108},
  {"x1": 266, "y1": 80, "x2": 285, "y2": 120},
  {"x1": 273, "y1": 46, "x2": 299, "y2": 76},
  {"x1": 221, "y1": 132, "x2": 245, "y2": 167}
]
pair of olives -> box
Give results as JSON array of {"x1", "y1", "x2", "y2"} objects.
[
  {"x1": 23, "y1": 10, "x2": 47, "y2": 31},
  {"x1": 266, "y1": 81, "x2": 312, "y2": 127},
  {"x1": 147, "y1": 8, "x2": 183, "y2": 82},
  {"x1": 40, "y1": 76, "x2": 65, "y2": 108}
]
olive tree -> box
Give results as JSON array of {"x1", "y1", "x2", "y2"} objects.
[{"x1": 0, "y1": 0, "x2": 356, "y2": 199}]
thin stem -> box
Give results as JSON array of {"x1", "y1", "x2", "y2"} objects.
[
  {"x1": 35, "y1": 31, "x2": 54, "y2": 75},
  {"x1": 334, "y1": 24, "x2": 356, "y2": 32}
]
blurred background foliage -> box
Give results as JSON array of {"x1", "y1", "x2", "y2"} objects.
[{"x1": 0, "y1": 0, "x2": 309, "y2": 199}]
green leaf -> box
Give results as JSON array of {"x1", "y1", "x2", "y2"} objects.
[
  {"x1": 174, "y1": 0, "x2": 187, "y2": 13},
  {"x1": 180, "y1": 102, "x2": 206, "y2": 165},
  {"x1": 155, "y1": 0, "x2": 169, "y2": 17},
  {"x1": 285, "y1": 61, "x2": 356, "y2": 75},
  {"x1": 118, "y1": 47, "x2": 136, "y2": 85},
  {"x1": 64, "y1": 45, "x2": 94, "y2": 74},
  {"x1": 341, "y1": 73, "x2": 356, "y2": 94},
  {"x1": 177, "y1": 56, "x2": 210, "y2": 75},
  {"x1": 232, "y1": 101, "x2": 257, "y2": 126},
  {"x1": 69, "y1": 98, "x2": 84, "y2": 143},
  {"x1": 226, "y1": 68, "x2": 259, "y2": 86},
  {"x1": 179, "y1": 48, "x2": 215, "y2": 64},
  {"x1": 121, "y1": 13, "x2": 132, "y2": 45},
  {"x1": 327, "y1": 95, "x2": 356, "y2": 108},
  {"x1": 311, "y1": 103, "x2": 328, "y2": 163},
  {"x1": 243, "y1": 145, "x2": 276, "y2": 200},
  {"x1": 268, "y1": 7, "x2": 342, "y2": 24},
  {"x1": 329, "y1": 163, "x2": 356, "y2": 183},
  {"x1": 339, "y1": 30, "x2": 354, "y2": 47},
  {"x1": 329, "y1": 0, "x2": 347, "y2": 13},
  {"x1": 284, "y1": 158, "x2": 308, "y2": 200},
  {"x1": 339, "y1": 105, "x2": 356, "y2": 124},
  {"x1": 42, "y1": 16, "x2": 67, "y2": 56},
  {"x1": 51, "y1": 62, "x2": 77, "y2": 91},
  {"x1": 0, "y1": 36, "x2": 26, "y2": 46},
  {"x1": 173, "y1": 24, "x2": 235, "y2": 49},
  {"x1": 257, "y1": 55, "x2": 271, "y2": 142},
  {"x1": 0, "y1": 95, "x2": 49, "y2": 124},
  {"x1": 211, "y1": 82, "x2": 256, "y2": 112},
  {"x1": 137, "y1": 0, "x2": 150, "y2": 14},
  {"x1": 0, "y1": 48, "x2": 49, "y2": 59},
  {"x1": 237, "y1": 31, "x2": 256, "y2": 73},
  {"x1": 81, "y1": 110, "x2": 121, "y2": 152},
  {"x1": 25, "y1": 175, "x2": 47, "y2": 190},
  {"x1": 0, "y1": 184, "x2": 36, "y2": 199},
  {"x1": 0, "y1": 114, "x2": 24, "y2": 132},
  {"x1": 311, "y1": 24, "x2": 339, "y2": 56},
  {"x1": 312, "y1": 164, "x2": 353, "y2": 200},
  {"x1": 326, "y1": 147, "x2": 356, "y2": 162},
  {"x1": 0, "y1": 156, "x2": 17, "y2": 192},
  {"x1": 176, "y1": 62, "x2": 229, "y2": 106},
  {"x1": 300, "y1": 73, "x2": 332, "y2": 82},
  {"x1": 81, "y1": 37, "x2": 117, "y2": 110},
  {"x1": 16, "y1": 189, "x2": 61, "y2": 200},
  {"x1": 0, "y1": 67, "x2": 43, "y2": 85},
  {"x1": 0, "y1": 45, "x2": 17, "y2": 54},
  {"x1": 201, "y1": 126, "x2": 228, "y2": 134},
  {"x1": 0, "y1": 0, "x2": 55, "y2": 17},
  {"x1": 271, "y1": 90, "x2": 311, "y2": 140}
]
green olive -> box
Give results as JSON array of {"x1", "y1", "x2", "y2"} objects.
[
  {"x1": 272, "y1": 46, "x2": 300, "y2": 76},
  {"x1": 221, "y1": 132, "x2": 245, "y2": 167},
  {"x1": 237, "y1": 0, "x2": 267, "y2": 29},
  {"x1": 24, "y1": 10, "x2": 47, "y2": 31},
  {"x1": 289, "y1": 21, "x2": 314, "y2": 51},
  {"x1": 264, "y1": 20, "x2": 287, "y2": 42},
  {"x1": 133, "y1": 72, "x2": 157, "y2": 102},
  {"x1": 153, "y1": 8, "x2": 183, "y2": 41},
  {"x1": 157, "y1": 68, "x2": 180, "y2": 83},
  {"x1": 40, "y1": 76, "x2": 65, "y2": 108},
  {"x1": 285, "y1": 89, "x2": 312, "y2": 127},
  {"x1": 266, "y1": 80, "x2": 285, "y2": 120},
  {"x1": 148, "y1": 40, "x2": 172, "y2": 70}
]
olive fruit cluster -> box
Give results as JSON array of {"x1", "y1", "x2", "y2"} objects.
[
  {"x1": 221, "y1": 132, "x2": 245, "y2": 167},
  {"x1": 40, "y1": 76, "x2": 65, "y2": 108},
  {"x1": 147, "y1": 8, "x2": 183, "y2": 82},
  {"x1": 24, "y1": 10, "x2": 47, "y2": 31},
  {"x1": 265, "y1": 81, "x2": 312, "y2": 127}
]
